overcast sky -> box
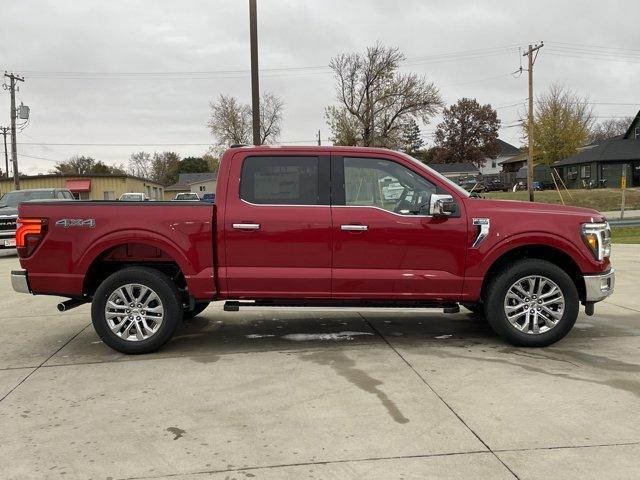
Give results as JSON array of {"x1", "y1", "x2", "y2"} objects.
[{"x1": 1, "y1": 0, "x2": 639, "y2": 175}]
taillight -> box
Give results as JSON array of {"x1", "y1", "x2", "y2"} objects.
[{"x1": 16, "y1": 217, "x2": 48, "y2": 258}]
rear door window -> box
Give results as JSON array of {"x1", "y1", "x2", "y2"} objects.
[{"x1": 240, "y1": 156, "x2": 320, "y2": 205}]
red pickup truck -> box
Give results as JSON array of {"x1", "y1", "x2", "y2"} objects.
[{"x1": 11, "y1": 146, "x2": 615, "y2": 354}]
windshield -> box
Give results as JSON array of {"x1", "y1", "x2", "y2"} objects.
[
  {"x1": 0, "y1": 190, "x2": 55, "y2": 208},
  {"x1": 400, "y1": 153, "x2": 471, "y2": 198}
]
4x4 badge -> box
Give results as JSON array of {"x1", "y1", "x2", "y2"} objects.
[{"x1": 55, "y1": 219, "x2": 96, "y2": 228}]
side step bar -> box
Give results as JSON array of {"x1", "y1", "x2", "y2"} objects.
[{"x1": 224, "y1": 300, "x2": 460, "y2": 314}]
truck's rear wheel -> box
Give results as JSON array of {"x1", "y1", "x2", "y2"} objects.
[
  {"x1": 91, "y1": 267, "x2": 183, "y2": 354},
  {"x1": 485, "y1": 259, "x2": 579, "y2": 347}
]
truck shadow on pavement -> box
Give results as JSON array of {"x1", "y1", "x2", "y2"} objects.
[
  {"x1": 163, "y1": 310, "x2": 496, "y2": 358},
  {"x1": 123, "y1": 306, "x2": 638, "y2": 360}
]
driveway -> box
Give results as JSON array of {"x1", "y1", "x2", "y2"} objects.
[{"x1": 0, "y1": 246, "x2": 639, "y2": 479}]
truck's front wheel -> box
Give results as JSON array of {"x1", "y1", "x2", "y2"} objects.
[
  {"x1": 91, "y1": 267, "x2": 183, "y2": 354},
  {"x1": 485, "y1": 259, "x2": 579, "y2": 347}
]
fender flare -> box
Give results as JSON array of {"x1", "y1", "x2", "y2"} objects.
[
  {"x1": 78, "y1": 229, "x2": 196, "y2": 276},
  {"x1": 476, "y1": 231, "x2": 592, "y2": 277}
]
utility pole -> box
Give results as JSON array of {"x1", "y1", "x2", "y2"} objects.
[
  {"x1": 248, "y1": 0, "x2": 260, "y2": 146},
  {"x1": 317, "y1": 129, "x2": 321, "y2": 146},
  {"x1": 523, "y1": 42, "x2": 543, "y2": 202},
  {"x1": 1, "y1": 127, "x2": 9, "y2": 179},
  {"x1": 4, "y1": 72, "x2": 24, "y2": 190}
]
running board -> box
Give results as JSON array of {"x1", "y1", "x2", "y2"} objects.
[{"x1": 223, "y1": 300, "x2": 460, "y2": 314}]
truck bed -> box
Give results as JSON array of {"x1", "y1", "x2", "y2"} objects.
[{"x1": 18, "y1": 201, "x2": 216, "y2": 299}]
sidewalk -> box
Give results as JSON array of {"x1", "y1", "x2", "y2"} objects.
[{"x1": 600, "y1": 209, "x2": 640, "y2": 219}]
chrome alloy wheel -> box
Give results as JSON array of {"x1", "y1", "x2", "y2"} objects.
[
  {"x1": 503, "y1": 275, "x2": 565, "y2": 334},
  {"x1": 105, "y1": 283, "x2": 164, "y2": 341}
]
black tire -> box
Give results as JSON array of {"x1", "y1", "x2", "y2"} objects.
[
  {"x1": 484, "y1": 259, "x2": 579, "y2": 347},
  {"x1": 184, "y1": 301, "x2": 210, "y2": 319},
  {"x1": 91, "y1": 266, "x2": 183, "y2": 354}
]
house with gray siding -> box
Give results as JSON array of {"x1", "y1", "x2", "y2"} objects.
[{"x1": 554, "y1": 111, "x2": 640, "y2": 189}]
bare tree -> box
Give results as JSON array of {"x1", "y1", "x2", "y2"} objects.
[
  {"x1": 589, "y1": 117, "x2": 634, "y2": 143},
  {"x1": 207, "y1": 95, "x2": 251, "y2": 145},
  {"x1": 128, "y1": 151, "x2": 153, "y2": 179},
  {"x1": 326, "y1": 43, "x2": 442, "y2": 148},
  {"x1": 208, "y1": 93, "x2": 284, "y2": 146},
  {"x1": 259, "y1": 92, "x2": 284, "y2": 144}
]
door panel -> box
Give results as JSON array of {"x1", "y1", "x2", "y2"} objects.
[
  {"x1": 331, "y1": 155, "x2": 468, "y2": 300},
  {"x1": 224, "y1": 154, "x2": 332, "y2": 298}
]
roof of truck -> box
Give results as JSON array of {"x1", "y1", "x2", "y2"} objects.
[{"x1": 227, "y1": 145, "x2": 402, "y2": 156}]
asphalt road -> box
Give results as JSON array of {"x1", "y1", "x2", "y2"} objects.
[{"x1": 0, "y1": 246, "x2": 639, "y2": 479}]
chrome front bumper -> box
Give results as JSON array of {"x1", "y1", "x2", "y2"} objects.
[
  {"x1": 11, "y1": 270, "x2": 31, "y2": 294},
  {"x1": 584, "y1": 269, "x2": 615, "y2": 302}
]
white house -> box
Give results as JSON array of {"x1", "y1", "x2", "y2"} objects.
[
  {"x1": 164, "y1": 172, "x2": 217, "y2": 200},
  {"x1": 189, "y1": 177, "x2": 217, "y2": 195},
  {"x1": 479, "y1": 139, "x2": 521, "y2": 176}
]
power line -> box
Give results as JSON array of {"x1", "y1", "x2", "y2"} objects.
[
  {"x1": 17, "y1": 153, "x2": 61, "y2": 163},
  {"x1": 440, "y1": 73, "x2": 513, "y2": 88},
  {"x1": 17, "y1": 139, "x2": 322, "y2": 147},
  {"x1": 548, "y1": 41, "x2": 640, "y2": 54},
  {"x1": 547, "y1": 45, "x2": 640, "y2": 58},
  {"x1": 19, "y1": 142, "x2": 218, "y2": 146},
  {"x1": 545, "y1": 52, "x2": 640, "y2": 64},
  {"x1": 1, "y1": 44, "x2": 522, "y2": 80}
]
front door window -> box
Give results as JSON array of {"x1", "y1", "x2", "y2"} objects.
[{"x1": 344, "y1": 157, "x2": 436, "y2": 215}]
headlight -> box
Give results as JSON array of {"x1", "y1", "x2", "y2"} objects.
[{"x1": 581, "y1": 222, "x2": 611, "y2": 261}]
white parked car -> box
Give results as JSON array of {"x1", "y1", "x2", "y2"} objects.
[
  {"x1": 174, "y1": 192, "x2": 200, "y2": 201},
  {"x1": 119, "y1": 192, "x2": 149, "y2": 202}
]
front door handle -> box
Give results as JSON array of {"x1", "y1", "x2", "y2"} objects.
[
  {"x1": 341, "y1": 224, "x2": 368, "y2": 231},
  {"x1": 233, "y1": 223, "x2": 260, "y2": 230}
]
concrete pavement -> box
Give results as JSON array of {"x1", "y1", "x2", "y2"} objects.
[
  {"x1": 0, "y1": 246, "x2": 639, "y2": 479},
  {"x1": 601, "y1": 208, "x2": 640, "y2": 220}
]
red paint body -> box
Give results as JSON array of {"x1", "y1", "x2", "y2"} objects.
[{"x1": 18, "y1": 146, "x2": 609, "y2": 303}]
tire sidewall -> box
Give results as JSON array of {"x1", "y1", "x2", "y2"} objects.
[
  {"x1": 91, "y1": 267, "x2": 183, "y2": 354},
  {"x1": 485, "y1": 260, "x2": 579, "y2": 347}
]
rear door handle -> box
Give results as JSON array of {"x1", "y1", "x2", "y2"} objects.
[
  {"x1": 341, "y1": 224, "x2": 368, "y2": 231},
  {"x1": 233, "y1": 223, "x2": 260, "y2": 230}
]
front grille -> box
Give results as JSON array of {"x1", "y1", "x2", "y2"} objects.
[{"x1": 0, "y1": 218, "x2": 17, "y2": 231}]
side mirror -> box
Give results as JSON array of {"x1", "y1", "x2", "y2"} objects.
[{"x1": 429, "y1": 194, "x2": 456, "y2": 217}]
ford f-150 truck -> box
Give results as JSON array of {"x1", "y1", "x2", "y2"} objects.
[{"x1": 11, "y1": 146, "x2": 615, "y2": 354}]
